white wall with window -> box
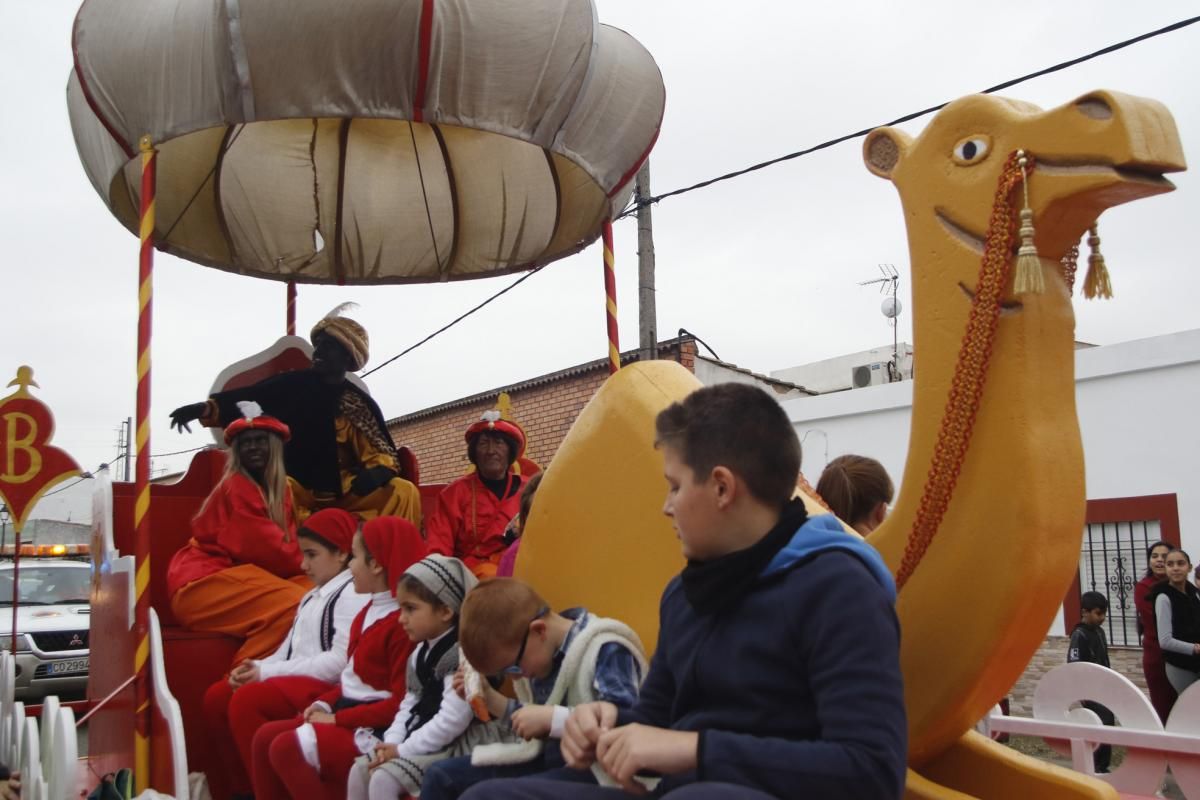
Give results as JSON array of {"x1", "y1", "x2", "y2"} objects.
[{"x1": 781, "y1": 328, "x2": 1200, "y2": 638}]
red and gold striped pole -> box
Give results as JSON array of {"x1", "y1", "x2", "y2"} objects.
[
  {"x1": 134, "y1": 134, "x2": 156, "y2": 792},
  {"x1": 286, "y1": 280, "x2": 297, "y2": 335},
  {"x1": 602, "y1": 220, "x2": 619, "y2": 374}
]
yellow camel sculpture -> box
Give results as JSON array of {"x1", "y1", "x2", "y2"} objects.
[{"x1": 515, "y1": 90, "x2": 1185, "y2": 799}]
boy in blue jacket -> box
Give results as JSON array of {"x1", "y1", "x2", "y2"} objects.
[{"x1": 463, "y1": 383, "x2": 907, "y2": 799}]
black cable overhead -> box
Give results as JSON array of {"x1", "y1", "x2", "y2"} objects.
[
  {"x1": 355, "y1": 14, "x2": 1200, "y2": 376},
  {"x1": 617, "y1": 14, "x2": 1200, "y2": 219},
  {"x1": 41, "y1": 453, "x2": 124, "y2": 497}
]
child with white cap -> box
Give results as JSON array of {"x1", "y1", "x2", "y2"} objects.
[{"x1": 348, "y1": 554, "x2": 509, "y2": 799}]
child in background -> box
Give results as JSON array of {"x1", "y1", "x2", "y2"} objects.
[
  {"x1": 1150, "y1": 549, "x2": 1200, "y2": 694},
  {"x1": 420, "y1": 577, "x2": 646, "y2": 800},
  {"x1": 1067, "y1": 591, "x2": 1115, "y2": 774},
  {"x1": 815, "y1": 454, "x2": 894, "y2": 536},
  {"x1": 251, "y1": 517, "x2": 425, "y2": 800},
  {"x1": 496, "y1": 471, "x2": 543, "y2": 578},
  {"x1": 348, "y1": 555, "x2": 494, "y2": 799},
  {"x1": 203, "y1": 508, "x2": 368, "y2": 800},
  {"x1": 1135, "y1": 540, "x2": 1177, "y2": 722}
]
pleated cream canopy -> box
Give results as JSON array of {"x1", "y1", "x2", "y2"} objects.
[{"x1": 67, "y1": 0, "x2": 664, "y2": 285}]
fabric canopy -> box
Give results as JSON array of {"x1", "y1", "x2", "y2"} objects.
[{"x1": 67, "y1": 0, "x2": 664, "y2": 285}]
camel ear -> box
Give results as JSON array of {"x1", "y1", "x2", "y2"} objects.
[{"x1": 864, "y1": 127, "x2": 910, "y2": 179}]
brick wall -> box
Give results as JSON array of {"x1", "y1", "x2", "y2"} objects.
[
  {"x1": 389, "y1": 340, "x2": 698, "y2": 485},
  {"x1": 1007, "y1": 636, "x2": 1146, "y2": 716}
]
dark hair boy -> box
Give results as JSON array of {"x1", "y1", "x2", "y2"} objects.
[{"x1": 1067, "y1": 591, "x2": 1114, "y2": 773}]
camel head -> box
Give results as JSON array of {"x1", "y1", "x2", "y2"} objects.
[{"x1": 865, "y1": 91, "x2": 1184, "y2": 264}]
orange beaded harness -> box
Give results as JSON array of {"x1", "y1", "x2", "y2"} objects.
[{"x1": 893, "y1": 151, "x2": 1032, "y2": 591}]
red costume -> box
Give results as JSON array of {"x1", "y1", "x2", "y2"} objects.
[
  {"x1": 426, "y1": 472, "x2": 523, "y2": 577},
  {"x1": 1136, "y1": 573, "x2": 1178, "y2": 721},
  {"x1": 426, "y1": 411, "x2": 531, "y2": 578},
  {"x1": 167, "y1": 471, "x2": 308, "y2": 664},
  {"x1": 250, "y1": 517, "x2": 424, "y2": 800},
  {"x1": 167, "y1": 472, "x2": 302, "y2": 592}
]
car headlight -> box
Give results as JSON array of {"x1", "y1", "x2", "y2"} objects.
[{"x1": 0, "y1": 635, "x2": 28, "y2": 653}]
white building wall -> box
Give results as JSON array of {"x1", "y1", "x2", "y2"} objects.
[
  {"x1": 780, "y1": 329, "x2": 1200, "y2": 638},
  {"x1": 771, "y1": 343, "x2": 913, "y2": 394}
]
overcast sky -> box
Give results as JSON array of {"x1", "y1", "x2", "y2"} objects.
[{"x1": 3, "y1": 2, "x2": 1197, "y2": 523}]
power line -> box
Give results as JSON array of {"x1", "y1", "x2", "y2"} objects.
[
  {"x1": 617, "y1": 14, "x2": 1200, "y2": 219},
  {"x1": 42, "y1": 476, "x2": 90, "y2": 498},
  {"x1": 150, "y1": 445, "x2": 212, "y2": 459},
  {"x1": 39, "y1": 445, "x2": 214, "y2": 498},
  {"x1": 361, "y1": 264, "x2": 549, "y2": 378},
  {"x1": 363, "y1": 14, "x2": 1200, "y2": 374}
]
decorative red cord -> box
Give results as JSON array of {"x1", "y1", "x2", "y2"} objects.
[{"x1": 895, "y1": 152, "x2": 1032, "y2": 590}]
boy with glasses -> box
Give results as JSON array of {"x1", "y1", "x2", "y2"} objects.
[{"x1": 420, "y1": 578, "x2": 646, "y2": 799}]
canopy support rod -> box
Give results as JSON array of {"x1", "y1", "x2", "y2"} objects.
[
  {"x1": 134, "y1": 134, "x2": 156, "y2": 793},
  {"x1": 603, "y1": 221, "x2": 619, "y2": 374},
  {"x1": 287, "y1": 281, "x2": 297, "y2": 335}
]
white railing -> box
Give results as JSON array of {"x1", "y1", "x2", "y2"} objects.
[
  {"x1": 982, "y1": 661, "x2": 1200, "y2": 798},
  {"x1": 0, "y1": 651, "x2": 77, "y2": 800}
]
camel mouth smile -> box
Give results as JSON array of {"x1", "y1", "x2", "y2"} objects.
[
  {"x1": 1033, "y1": 159, "x2": 1176, "y2": 189},
  {"x1": 959, "y1": 281, "x2": 1023, "y2": 315},
  {"x1": 935, "y1": 158, "x2": 1174, "y2": 251},
  {"x1": 935, "y1": 160, "x2": 1174, "y2": 255}
]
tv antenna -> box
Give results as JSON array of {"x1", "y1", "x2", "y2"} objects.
[{"x1": 858, "y1": 264, "x2": 903, "y2": 382}]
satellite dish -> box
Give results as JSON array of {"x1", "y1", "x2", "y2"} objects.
[{"x1": 881, "y1": 296, "x2": 902, "y2": 318}]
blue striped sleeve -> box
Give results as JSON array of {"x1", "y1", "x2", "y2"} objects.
[{"x1": 591, "y1": 641, "x2": 642, "y2": 709}]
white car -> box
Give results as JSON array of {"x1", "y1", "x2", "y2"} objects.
[{"x1": 0, "y1": 559, "x2": 90, "y2": 701}]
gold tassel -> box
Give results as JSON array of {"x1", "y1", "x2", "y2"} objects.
[
  {"x1": 1013, "y1": 151, "x2": 1044, "y2": 294},
  {"x1": 1083, "y1": 223, "x2": 1113, "y2": 299}
]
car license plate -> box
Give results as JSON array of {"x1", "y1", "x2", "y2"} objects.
[{"x1": 49, "y1": 657, "x2": 88, "y2": 675}]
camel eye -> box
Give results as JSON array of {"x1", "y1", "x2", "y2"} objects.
[{"x1": 952, "y1": 136, "x2": 991, "y2": 165}]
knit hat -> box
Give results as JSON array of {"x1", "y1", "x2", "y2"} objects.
[
  {"x1": 361, "y1": 517, "x2": 427, "y2": 593},
  {"x1": 404, "y1": 555, "x2": 478, "y2": 612},
  {"x1": 298, "y1": 508, "x2": 358, "y2": 553},
  {"x1": 311, "y1": 303, "x2": 369, "y2": 371},
  {"x1": 223, "y1": 400, "x2": 290, "y2": 445},
  {"x1": 465, "y1": 410, "x2": 526, "y2": 465}
]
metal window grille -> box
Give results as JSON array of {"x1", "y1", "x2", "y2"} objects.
[{"x1": 1078, "y1": 519, "x2": 1163, "y2": 647}]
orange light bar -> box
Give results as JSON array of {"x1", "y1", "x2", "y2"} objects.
[{"x1": 0, "y1": 543, "x2": 90, "y2": 557}]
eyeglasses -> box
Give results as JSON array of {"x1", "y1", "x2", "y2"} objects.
[{"x1": 501, "y1": 606, "x2": 549, "y2": 676}]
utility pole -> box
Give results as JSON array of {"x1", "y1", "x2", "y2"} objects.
[
  {"x1": 636, "y1": 161, "x2": 657, "y2": 363},
  {"x1": 124, "y1": 417, "x2": 133, "y2": 481}
]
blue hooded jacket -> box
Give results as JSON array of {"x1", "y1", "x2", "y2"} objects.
[{"x1": 619, "y1": 512, "x2": 907, "y2": 799}]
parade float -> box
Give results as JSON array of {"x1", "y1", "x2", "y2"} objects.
[{"x1": 0, "y1": 1, "x2": 1191, "y2": 798}]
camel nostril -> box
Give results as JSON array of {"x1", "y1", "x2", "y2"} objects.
[{"x1": 1076, "y1": 96, "x2": 1113, "y2": 120}]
